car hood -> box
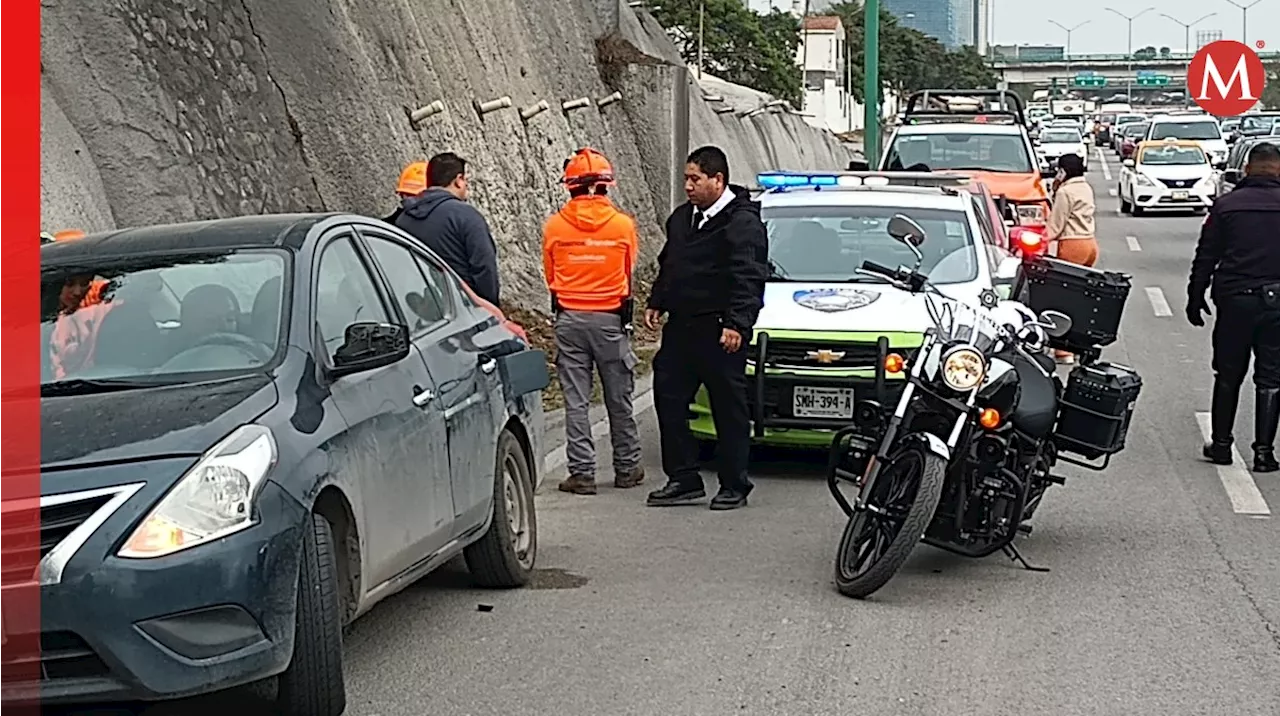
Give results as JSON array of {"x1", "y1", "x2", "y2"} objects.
[
  {"x1": 953, "y1": 171, "x2": 1049, "y2": 204},
  {"x1": 1139, "y1": 164, "x2": 1214, "y2": 181},
  {"x1": 41, "y1": 375, "x2": 279, "y2": 468},
  {"x1": 756, "y1": 282, "x2": 984, "y2": 334}
]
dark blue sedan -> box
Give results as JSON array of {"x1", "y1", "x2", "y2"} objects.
[{"x1": 4, "y1": 214, "x2": 549, "y2": 715}]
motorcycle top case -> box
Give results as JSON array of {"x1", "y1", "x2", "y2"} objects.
[
  {"x1": 1054, "y1": 361, "x2": 1143, "y2": 460},
  {"x1": 1014, "y1": 256, "x2": 1131, "y2": 355}
]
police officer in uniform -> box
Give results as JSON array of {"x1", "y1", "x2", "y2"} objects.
[
  {"x1": 1187, "y1": 142, "x2": 1280, "y2": 473},
  {"x1": 644, "y1": 146, "x2": 768, "y2": 510}
]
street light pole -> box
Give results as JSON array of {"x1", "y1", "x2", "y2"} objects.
[
  {"x1": 1160, "y1": 12, "x2": 1216, "y2": 107},
  {"x1": 1049, "y1": 19, "x2": 1090, "y2": 75},
  {"x1": 864, "y1": 0, "x2": 881, "y2": 167},
  {"x1": 1106, "y1": 6, "x2": 1155, "y2": 102},
  {"x1": 1223, "y1": 0, "x2": 1263, "y2": 45}
]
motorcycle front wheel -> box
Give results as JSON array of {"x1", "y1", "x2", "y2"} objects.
[{"x1": 834, "y1": 444, "x2": 947, "y2": 599}]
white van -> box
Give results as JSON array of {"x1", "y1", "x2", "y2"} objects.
[{"x1": 1144, "y1": 114, "x2": 1229, "y2": 167}]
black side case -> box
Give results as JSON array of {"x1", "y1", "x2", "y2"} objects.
[
  {"x1": 1055, "y1": 362, "x2": 1143, "y2": 460},
  {"x1": 1013, "y1": 256, "x2": 1132, "y2": 357}
]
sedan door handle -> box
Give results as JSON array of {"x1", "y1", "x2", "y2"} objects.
[
  {"x1": 412, "y1": 387, "x2": 435, "y2": 407},
  {"x1": 480, "y1": 358, "x2": 497, "y2": 375}
]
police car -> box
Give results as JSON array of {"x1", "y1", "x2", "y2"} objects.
[
  {"x1": 686, "y1": 171, "x2": 1045, "y2": 450},
  {"x1": 1118, "y1": 139, "x2": 1218, "y2": 215}
]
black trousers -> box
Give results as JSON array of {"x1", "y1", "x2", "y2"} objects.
[
  {"x1": 1213, "y1": 291, "x2": 1280, "y2": 390},
  {"x1": 653, "y1": 317, "x2": 752, "y2": 491}
]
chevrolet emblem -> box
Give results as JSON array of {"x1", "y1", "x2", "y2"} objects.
[{"x1": 806, "y1": 349, "x2": 845, "y2": 364}]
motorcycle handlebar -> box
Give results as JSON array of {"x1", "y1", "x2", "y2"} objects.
[{"x1": 860, "y1": 260, "x2": 898, "y2": 278}]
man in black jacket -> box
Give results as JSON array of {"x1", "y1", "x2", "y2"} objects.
[
  {"x1": 1187, "y1": 141, "x2": 1280, "y2": 473},
  {"x1": 644, "y1": 146, "x2": 768, "y2": 510},
  {"x1": 394, "y1": 152, "x2": 501, "y2": 305}
]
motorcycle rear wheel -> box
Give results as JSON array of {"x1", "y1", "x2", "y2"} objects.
[{"x1": 834, "y1": 445, "x2": 947, "y2": 599}]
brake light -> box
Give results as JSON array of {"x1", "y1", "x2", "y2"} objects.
[{"x1": 1012, "y1": 228, "x2": 1047, "y2": 256}]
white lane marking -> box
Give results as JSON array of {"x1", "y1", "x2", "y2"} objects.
[
  {"x1": 1146, "y1": 287, "x2": 1172, "y2": 317},
  {"x1": 1096, "y1": 147, "x2": 1112, "y2": 181},
  {"x1": 544, "y1": 388, "x2": 655, "y2": 476},
  {"x1": 1196, "y1": 412, "x2": 1271, "y2": 517},
  {"x1": 1126, "y1": 235, "x2": 1141, "y2": 251}
]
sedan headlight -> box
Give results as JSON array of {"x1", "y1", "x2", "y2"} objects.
[
  {"x1": 1135, "y1": 173, "x2": 1155, "y2": 186},
  {"x1": 119, "y1": 425, "x2": 278, "y2": 559},
  {"x1": 941, "y1": 346, "x2": 986, "y2": 391}
]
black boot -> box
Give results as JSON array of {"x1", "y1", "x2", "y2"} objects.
[
  {"x1": 1252, "y1": 388, "x2": 1280, "y2": 473},
  {"x1": 1203, "y1": 379, "x2": 1239, "y2": 466}
]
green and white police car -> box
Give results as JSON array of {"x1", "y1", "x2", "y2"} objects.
[{"x1": 688, "y1": 171, "x2": 1045, "y2": 449}]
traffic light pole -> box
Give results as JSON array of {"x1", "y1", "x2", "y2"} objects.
[{"x1": 864, "y1": 0, "x2": 880, "y2": 168}]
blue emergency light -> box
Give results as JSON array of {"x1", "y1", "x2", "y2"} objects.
[{"x1": 756, "y1": 172, "x2": 844, "y2": 188}]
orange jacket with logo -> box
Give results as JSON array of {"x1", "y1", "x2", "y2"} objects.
[{"x1": 542, "y1": 196, "x2": 638, "y2": 313}]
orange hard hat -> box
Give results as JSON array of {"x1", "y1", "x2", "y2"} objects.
[
  {"x1": 562, "y1": 147, "x2": 615, "y2": 187},
  {"x1": 397, "y1": 161, "x2": 428, "y2": 196},
  {"x1": 54, "y1": 229, "x2": 86, "y2": 241}
]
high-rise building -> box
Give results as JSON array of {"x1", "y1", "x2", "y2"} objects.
[
  {"x1": 884, "y1": 0, "x2": 984, "y2": 49},
  {"x1": 1196, "y1": 29, "x2": 1223, "y2": 48}
]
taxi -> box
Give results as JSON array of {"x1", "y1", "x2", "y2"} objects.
[{"x1": 1118, "y1": 139, "x2": 1218, "y2": 215}]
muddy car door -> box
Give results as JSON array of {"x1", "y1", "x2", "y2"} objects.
[
  {"x1": 312, "y1": 231, "x2": 453, "y2": 586},
  {"x1": 355, "y1": 227, "x2": 499, "y2": 533}
]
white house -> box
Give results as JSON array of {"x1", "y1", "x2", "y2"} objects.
[{"x1": 796, "y1": 15, "x2": 898, "y2": 133}]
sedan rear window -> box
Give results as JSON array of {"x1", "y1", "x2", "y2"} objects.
[
  {"x1": 40, "y1": 249, "x2": 288, "y2": 385},
  {"x1": 1040, "y1": 130, "x2": 1082, "y2": 143},
  {"x1": 763, "y1": 206, "x2": 978, "y2": 286},
  {"x1": 1150, "y1": 121, "x2": 1221, "y2": 141},
  {"x1": 885, "y1": 133, "x2": 1034, "y2": 173}
]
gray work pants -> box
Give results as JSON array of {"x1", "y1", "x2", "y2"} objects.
[{"x1": 554, "y1": 310, "x2": 642, "y2": 478}]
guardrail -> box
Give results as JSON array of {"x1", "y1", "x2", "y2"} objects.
[{"x1": 994, "y1": 51, "x2": 1280, "y2": 65}]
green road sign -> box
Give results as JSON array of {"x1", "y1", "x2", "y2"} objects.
[
  {"x1": 1073, "y1": 76, "x2": 1107, "y2": 87},
  {"x1": 1135, "y1": 75, "x2": 1170, "y2": 86}
]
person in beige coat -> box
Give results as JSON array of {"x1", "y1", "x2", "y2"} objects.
[{"x1": 1045, "y1": 153, "x2": 1098, "y2": 363}]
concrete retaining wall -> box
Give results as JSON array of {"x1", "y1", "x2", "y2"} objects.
[{"x1": 41, "y1": 0, "x2": 853, "y2": 308}]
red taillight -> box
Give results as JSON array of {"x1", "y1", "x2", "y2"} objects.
[{"x1": 1016, "y1": 230, "x2": 1046, "y2": 256}]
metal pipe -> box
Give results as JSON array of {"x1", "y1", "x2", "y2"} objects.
[
  {"x1": 473, "y1": 96, "x2": 512, "y2": 116},
  {"x1": 703, "y1": 94, "x2": 724, "y2": 102},
  {"x1": 864, "y1": 0, "x2": 881, "y2": 167},
  {"x1": 561, "y1": 97, "x2": 591, "y2": 112},
  {"x1": 713, "y1": 105, "x2": 736, "y2": 114},
  {"x1": 408, "y1": 100, "x2": 445, "y2": 126},
  {"x1": 596, "y1": 91, "x2": 623, "y2": 107},
  {"x1": 518, "y1": 99, "x2": 549, "y2": 122}
]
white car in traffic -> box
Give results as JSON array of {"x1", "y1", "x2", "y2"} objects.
[
  {"x1": 1118, "y1": 140, "x2": 1217, "y2": 216},
  {"x1": 1144, "y1": 114, "x2": 1229, "y2": 168},
  {"x1": 1035, "y1": 128, "x2": 1088, "y2": 169}
]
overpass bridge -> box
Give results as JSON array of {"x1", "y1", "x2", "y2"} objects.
[{"x1": 993, "y1": 51, "x2": 1280, "y2": 86}]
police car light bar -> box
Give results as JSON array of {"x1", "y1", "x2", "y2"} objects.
[{"x1": 755, "y1": 171, "x2": 971, "y2": 190}]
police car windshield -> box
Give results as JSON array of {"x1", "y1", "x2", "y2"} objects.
[
  {"x1": 1139, "y1": 146, "x2": 1206, "y2": 165},
  {"x1": 1150, "y1": 121, "x2": 1221, "y2": 140},
  {"x1": 40, "y1": 249, "x2": 288, "y2": 388},
  {"x1": 885, "y1": 133, "x2": 1034, "y2": 173},
  {"x1": 762, "y1": 206, "x2": 978, "y2": 286},
  {"x1": 1040, "y1": 130, "x2": 1082, "y2": 143}
]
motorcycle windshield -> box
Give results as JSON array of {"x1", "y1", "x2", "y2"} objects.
[{"x1": 925, "y1": 291, "x2": 1003, "y2": 354}]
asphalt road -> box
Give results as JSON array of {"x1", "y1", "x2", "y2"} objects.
[{"x1": 53, "y1": 153, "x2": 1280, "y2": 715}]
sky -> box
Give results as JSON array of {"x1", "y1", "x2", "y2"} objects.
[{"x1": 745, "y1": 0, "x2": 1280, "y2": 54}]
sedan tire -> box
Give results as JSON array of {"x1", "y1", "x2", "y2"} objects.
[
  {"x1": 277, "y1": 513, "x2": 346, "y2": 716},
  {"x1": 465, "y1": 429, "x2": 537, "y2": 588}
]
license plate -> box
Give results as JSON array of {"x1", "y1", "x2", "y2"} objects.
[
  {"x1": 1173, "y1": 190, "x2": 1190, "y2": 200},
  {"x1": 793, "y1": 386, "x2": 854, "y2": 419}
]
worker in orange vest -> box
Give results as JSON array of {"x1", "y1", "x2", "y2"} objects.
[{"x1": 543, "y1": 148, "x2": 643, "y2": 495}]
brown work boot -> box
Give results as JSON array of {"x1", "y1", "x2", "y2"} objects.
[
  {"x1": 614, "y1": 466, "x2": 645, "y2": 489},
  {"x1": 557, "y1": 475, "x2": 597, "y2": 495}
]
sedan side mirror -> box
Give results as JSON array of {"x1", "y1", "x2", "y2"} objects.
[
  {"x1": 1222, "y1": 168, "x2": 1241, "y2": 185},
  {"x1": 1122, "y1": 159, "x2": 1135, "y2": 169},
  {"x1": 1213, "y1": 161, "x2": 1228, "y2": 170},
  {"x1": 330, "y1": 321, "x2": 410, "y2": 378},
  {"x1": 847, "y1": 159, "x2": 870, "y2": 171},
  {"x1": 993, "y1": 256, "x2": 1022, "y2": 286}
]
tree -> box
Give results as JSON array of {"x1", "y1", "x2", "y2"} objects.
[
  {"x1": 1133, "y1": 45, "x2": 1158, "y2": 60},
  {"x1": 1159, "y1": 46, "x2": 1172, "y2": 58},
  {"x1": 647, "y1": 0, "x2": 803, "y2": 105},
  {"x1": 1262, "y1": 61, "x2": 1280, "y2": 110},
  {"x1": 826, "y1": 1, "x2": 997, "y2": 104}
]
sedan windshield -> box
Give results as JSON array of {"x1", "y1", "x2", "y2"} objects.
[
  {"x1": 41, "y1": 249, "x2": 288, "y2": 386},
  {"x1": 763, "y1": 206, "x2": 978, "y2": 285},
  {"x1": 1116, "y1": 114, "x2": 1145, "y2": 125},
  {"x1": 885, "y1": 133, "x2": 1033, "y2": 173},
  {"x1": 1240, "y1": 115, "x2": 1280, "y2": 133},
  {"x1": 1150, "y1": 121, "x2": 1221, "y2": 140},
  {"x1": 1139, "y1": 145, "x2": 1206, "y2": 165},
  {"x1": 1040, "y1": 130, "x2": 1082, "y2": 143}
]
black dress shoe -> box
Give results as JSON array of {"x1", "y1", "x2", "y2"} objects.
[
  {"x1": 709, "y1": 485, "x2": 751, "y2": 511},
  {"x1": 646, "y1": 481, "x2": 706, "y2": 506},
  {"x1": 1202, "y1": 441, "x2": 1233, "y2": 466}
]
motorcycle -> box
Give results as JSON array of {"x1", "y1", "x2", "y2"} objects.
[{"x1": 825, "y1": 214, "x2": 1081, "y2": 600}]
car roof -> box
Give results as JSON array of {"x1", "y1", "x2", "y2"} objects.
[
  {"x1": 896, "y1": 123, "x2": 1024, "y2": 136},
  {"x1": 758, "y1": 186, "x2": 971, "y2": 212},
  {"x1": 39, "y1": 213, "x2": 356, "y2": 263},
  {"x1": 1149, "y1": 114, "x2": 1217, "y2": 122}
]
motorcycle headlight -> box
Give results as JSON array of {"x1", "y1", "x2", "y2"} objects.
[
  {"x1": 941, "y1": 346, "x2": 986, "y2": 391},
  {"x1": 119, "y1": 425, "x2": 278, "y2": 559}
]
